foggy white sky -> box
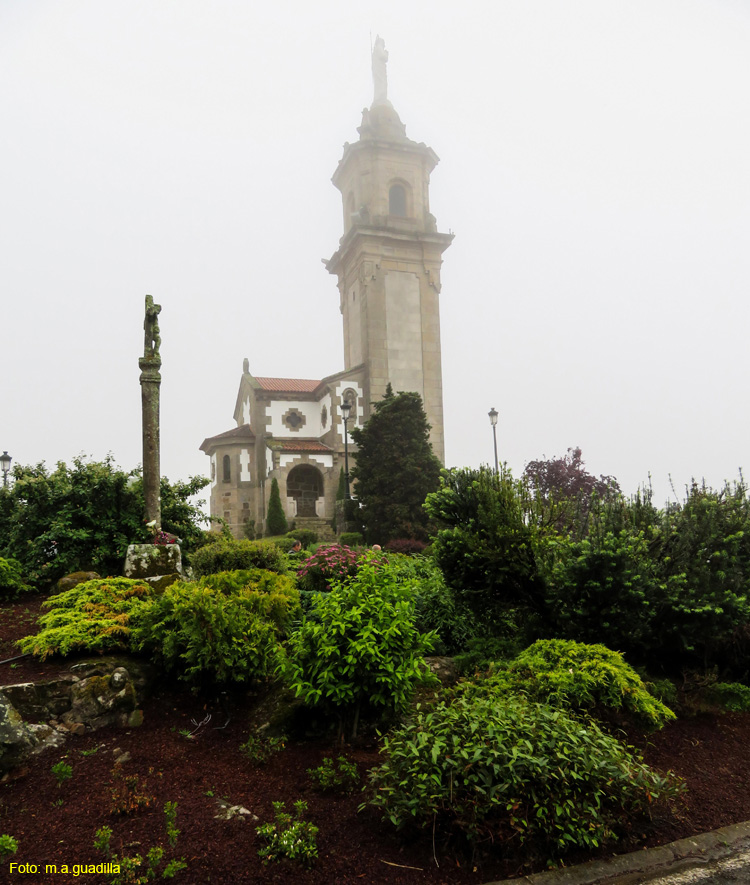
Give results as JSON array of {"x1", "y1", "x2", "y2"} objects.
[{"x1": 2, "y1": 0, "x2": 749, "y2": 509}]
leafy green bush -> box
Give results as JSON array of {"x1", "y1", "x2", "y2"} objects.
[
  {"x1": 256, "y1": 800, "x2": 318, "y2": 866},
  {"x1": 647, "y1": 678, "x2": 679, "y2": 708},
  {"x1": 18, "y1": 578, "x2": 152, "y2": 659},
  {"x1": 190, "y1": 539, "x2": 289, "y2": 577},
  {"x1": 282, "y1": 556, "x2": 435, "y2": 738},
  {"x1": 366, "y1": 690, "x2": 682, "y2": 854},
  {"x1": 703, "y1": 681, "x2": 750, "y2": 712},
  {"x1": 338, "y1": 532, "x2": 364, "y2": 547},
  {"x1": 287, "y1": 529, "x2": 318, "y2": 548},
  {"x1": 376, "y1": 553, "x2": 481, "y2": 655},
  {"x1": 424, "y1": 467, "x2": 545, "y2": 620},
  {"x1": 0, "y1": 557, "x2": 32, "y2": 600},
  {"x1": 542, "y1": 480, "x2": 750, "y2": 674},
  {"x1": 453, "y1": 635, "x2": 524, "y2": 675},
  {"x1": 295, "y1": 544, "x2": 359, "y2": 593},
  {"x1": 0, "y1": 456, "x2": 208, "y2": 589},
  {"x1": 506, "y1": 639, "x2": 675, "y2": 728},
  {"x1": 132, "y1": 572, "x2": 299, "y2": 685},
  {"x1": 198, "y1": 570, "x2": 299, "y2": 634}
]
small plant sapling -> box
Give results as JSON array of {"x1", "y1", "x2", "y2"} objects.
[
  {"x1": 0, "y1": 834, "x2": 18, "y2": 857},
  {"x1": 307, "y1": 756, "x2": 360, "y2": 793},
  {"x1": 51, "y1": 761, "x2": 73, "y2": 787},
  {"x1": 256, "y1": 800, "x2": 318, "y2": 866}
]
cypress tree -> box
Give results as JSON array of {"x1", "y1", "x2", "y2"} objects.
[{"x1": 266, "y1": 478, "x2": 288, "y2": 536}]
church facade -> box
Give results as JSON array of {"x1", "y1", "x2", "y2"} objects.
[{"x1": 200, "y1": 39, "x2": 453, "y2": 538}]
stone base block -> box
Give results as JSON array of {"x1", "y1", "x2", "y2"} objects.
[{"x1": 124, "y1": 544, "x2": 183, "y2": 582}]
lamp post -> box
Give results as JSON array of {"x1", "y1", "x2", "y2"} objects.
[
  {"x1": 0, "y1": 451, "x2": 11, "y2": 488},
  {"x1": 340, "y1": 398, "x2": 352, "y2": 499},
  {"x1": 488, "y1": 408, "x2": 499, "y2": 475}
]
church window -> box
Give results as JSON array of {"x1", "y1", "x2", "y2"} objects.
[
  {"x1": 389, "y1": 184, "x2": 407, "y2": 217},
  {"x1": 222, "y1": 455, "x2": 231, "y2": 482},
  {"x1": 321, "y1": 405, "x2": 328, "y2": 429},
  {"x1": 283, "y1": 408, "x2": 306, "y2": 432}
]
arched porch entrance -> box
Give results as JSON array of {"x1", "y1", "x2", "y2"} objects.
[{"x1": 286, "y1": 464, "x2": 324, "y2": 517}]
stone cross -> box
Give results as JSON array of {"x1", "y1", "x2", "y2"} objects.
[{"x1": 139, "y1": 295, "x2": 162, "y2": 530}]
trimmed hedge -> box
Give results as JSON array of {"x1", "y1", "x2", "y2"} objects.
[{"x1": 191, "y1": 539, "x2": 289, "y2": 577}]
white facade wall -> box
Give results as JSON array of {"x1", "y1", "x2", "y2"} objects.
[{"x1": 266, "y1": 399, "x2": 326, "y2": 437}]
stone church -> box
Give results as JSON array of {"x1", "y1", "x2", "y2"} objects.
[{"x1": 200, "y1": 38, "x2": 453, "y2": 539}]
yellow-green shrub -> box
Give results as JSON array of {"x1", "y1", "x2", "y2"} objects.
[{"x1": 18, "y1": 578, "x2": 152, "y2": 659}]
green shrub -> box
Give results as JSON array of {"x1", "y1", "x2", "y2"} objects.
[
  {"x1": 424, "y1": 467, "x2": 545, "y2": 620},
  {"x1": 377, "y1": 554, "x2": 482, "y2": 655},
  {"x1": 198, "y1": 570, "x2": 299, "y2": 634},
  {"x1": 307, "y1": 756, "x2": 359, "y2": 793},
  {"x1": 266, "y1": 478, "x2": 288, "y2": 536},
  {"x1": 282, "y1": 555, "x2": 435, "y2": 738},
  {"x1": 453, "y1": 635, "x2": 524, "y2": 675},
  {"x1": 0, "y1": 457, "x2": 207, "y2": 589},
  {"x1": 647, "y1": 678, "x2": 679, "y2": 708},
  {"x1": 133, "y1": 574, "x2": 299, "y2": 686},
  {"x1": 287, "y1": 529, "x2": 317, "y2": 548},
  {"x1": 17, "y1": 578, "x2": 152, "y2": 660},
  {"x1": 338, "y1": 531, "x2": 364, "y2": 547},
  {"x1": 507, "y1": 639, "x2": 675, "y2": 728},
  {"x1": 191, "y1": 539, "x2": 289, "y2": 577},
  {"x1": 0, "y1": 557, "x2": 32, "y2": 600},
  {"x1": 704, "y1": 681, "x2": 750, "y2": 712},
  {"x1": 366, "y1": 690, "x2": 682, "y2": 854},
  {"x1": 256, "y1": 800, "x2": 318, "y2": 866}
]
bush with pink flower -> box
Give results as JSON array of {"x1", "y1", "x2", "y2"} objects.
[{"x1": 296, "y1": 545, "x2": 360, "y2": 593}]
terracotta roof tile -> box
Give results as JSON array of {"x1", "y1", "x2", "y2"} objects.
[
  {"x1": 254, "y1": 377, "x2": 321, "y2": 393},
  {"x1": 273, "y1": 439, "x2": 334, "y2": 453}
]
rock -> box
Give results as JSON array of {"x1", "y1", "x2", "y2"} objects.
[
  {"x1": 113, "y1": 751, "x2": 131, "y2": 765},
  {"x1": 127, "y1": 710, "x2": 144, "y2": 728},
  {"x1": 0, "y1": 691, "x2": 36, "y2": 773},
  {"x1": 1, "y1": 676, "x2": 77, "y2": 721},
  {"x1": 214, "y1": 798, "x2": 258, "y2": 822},
  {"x1": 68, "y1": 723, "x2": 85, "y2": 736},
  {"x1": 27, "y1": 723, "x2": 67, "y2": 753},
  {"x1": 423, "y1": 656, "x2": 459, "y2": 686},
  {"x1": 123, "y1": 544, "x2": 183, "y2": 583},
  {"x1": 54, "y1": 571, "x2": 100, "y2": 593}
]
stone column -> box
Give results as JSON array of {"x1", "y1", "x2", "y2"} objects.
[{"x1": 139, "y1": 295, "x2": 162, "y2": 530}]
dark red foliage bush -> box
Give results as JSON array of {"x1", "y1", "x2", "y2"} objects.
[{"x1": 384, "y1": 538, "x2": 427, "y2": 556}]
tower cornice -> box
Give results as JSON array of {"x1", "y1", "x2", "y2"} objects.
[{"x1": 324, "y1": 226, "x2": 454, "y2": 278}]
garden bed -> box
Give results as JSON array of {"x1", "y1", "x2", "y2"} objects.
[{"x1": 2, "y1": 594, "x2": 750, "y2": 884}]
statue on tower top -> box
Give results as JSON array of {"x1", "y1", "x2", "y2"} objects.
[{"x1": 372, "y1": 35, "x2": 388, "y2": 105}]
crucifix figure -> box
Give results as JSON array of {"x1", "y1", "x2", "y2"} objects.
[{"x1": 372, "y1": 35, "x2": 388, "y2": 105}]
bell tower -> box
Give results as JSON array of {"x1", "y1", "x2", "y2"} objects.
[{"x1": 325, "y1": 36, "x2": 453, "y2": 463}]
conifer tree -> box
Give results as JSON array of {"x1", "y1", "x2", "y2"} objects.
[
  {"x1": 266, "y1": 478, "x2": 288, "y2": 536},
  {"x1": 349, "y1": 385, "x2": 441, "y2": 545}
]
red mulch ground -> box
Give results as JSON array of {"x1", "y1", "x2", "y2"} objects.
[{"x1": 2, "y1": 594, "x2": 750, "y2": 884}]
